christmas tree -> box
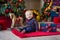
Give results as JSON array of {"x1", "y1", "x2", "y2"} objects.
[
  {"x1": 40, "y1": 0, "x2": 52, "y2": 21},
  {"x1": 0, "y1": 0, "x2": 25, "y2": 17},
  {"x1": 41, "y1": 0, "x2": 51, "y2": 13}
]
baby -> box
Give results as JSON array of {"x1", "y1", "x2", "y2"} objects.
[{"x1": 17, "y1": 10, "x2": 38, "y2": 33}]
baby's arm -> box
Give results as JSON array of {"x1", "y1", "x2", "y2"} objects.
[{"x1": 34, "y1": 20, "x2": 38, "y2": 31}]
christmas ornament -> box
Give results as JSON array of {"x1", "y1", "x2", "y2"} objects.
[
  {"x1": 5, "y1": 9, "x2": 9, "y2": 13},
  {"x1": 18, "y1": 0, "x2": 22, "y2": 2}
]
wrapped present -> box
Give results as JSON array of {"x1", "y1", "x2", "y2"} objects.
[
  {"x1": 51, "y1": 23, "x2": 56, "y2": 27},
  {"x1": 50, "y1": 23, "x2": 57, "y2": 32},
  {"x1": 40, "y1": 23, "x2": 48, "y2": 32},
  {"x1": 56, "y1": 23, "x2": 60, "y2": 32},
  {"x1": 40, "y1": 23, "x2": 47, "y2": 27},
  {"x1": 57, "y1": 23, "x2": 60, "y2": 28}
]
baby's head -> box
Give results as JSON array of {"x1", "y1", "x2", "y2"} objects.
[{"x1": 25, "y1": 10, "x2": 33, "y2": 20}]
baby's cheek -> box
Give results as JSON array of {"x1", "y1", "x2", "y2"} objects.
[{"x1": 26, "y1": 16, "x2": 29, "y2": 18}]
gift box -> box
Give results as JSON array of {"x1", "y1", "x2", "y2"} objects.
[
  {"x1": 40, "y1": 23, "x2": 48, "y2": 32},
  {"x1": 56, "y1": 23, "x2": 60, "y2": 32},
  {"x1": 56, "y1": 23, "x2": 60, "y2": 28},
  {"x1": 50, "y1": 23, "x2": 57, "y2": 32}
]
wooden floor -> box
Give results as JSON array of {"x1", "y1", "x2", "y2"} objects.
[
  {"x1": 0, "y1": 30, "x2": 60, "y2": 40},
  {"x1": 0, "y1": 30, "x2": 22, "y2": 40}
]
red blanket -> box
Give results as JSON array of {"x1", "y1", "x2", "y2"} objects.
[{"x1": 12, "y1": 29, "x2": 60, "y2": 38}]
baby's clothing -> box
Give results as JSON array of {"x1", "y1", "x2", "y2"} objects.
[{"x1": 18, "y1": 18, "x2": 38, "y2": 33}]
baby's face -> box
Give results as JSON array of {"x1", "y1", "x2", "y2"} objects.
[{"x1": 25, "y1": 11, "x2": 33, "y2": 20}]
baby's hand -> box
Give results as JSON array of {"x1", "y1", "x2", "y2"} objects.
[{"x1": 21, "y1": 29, "x2": 25, "y2": 33}]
